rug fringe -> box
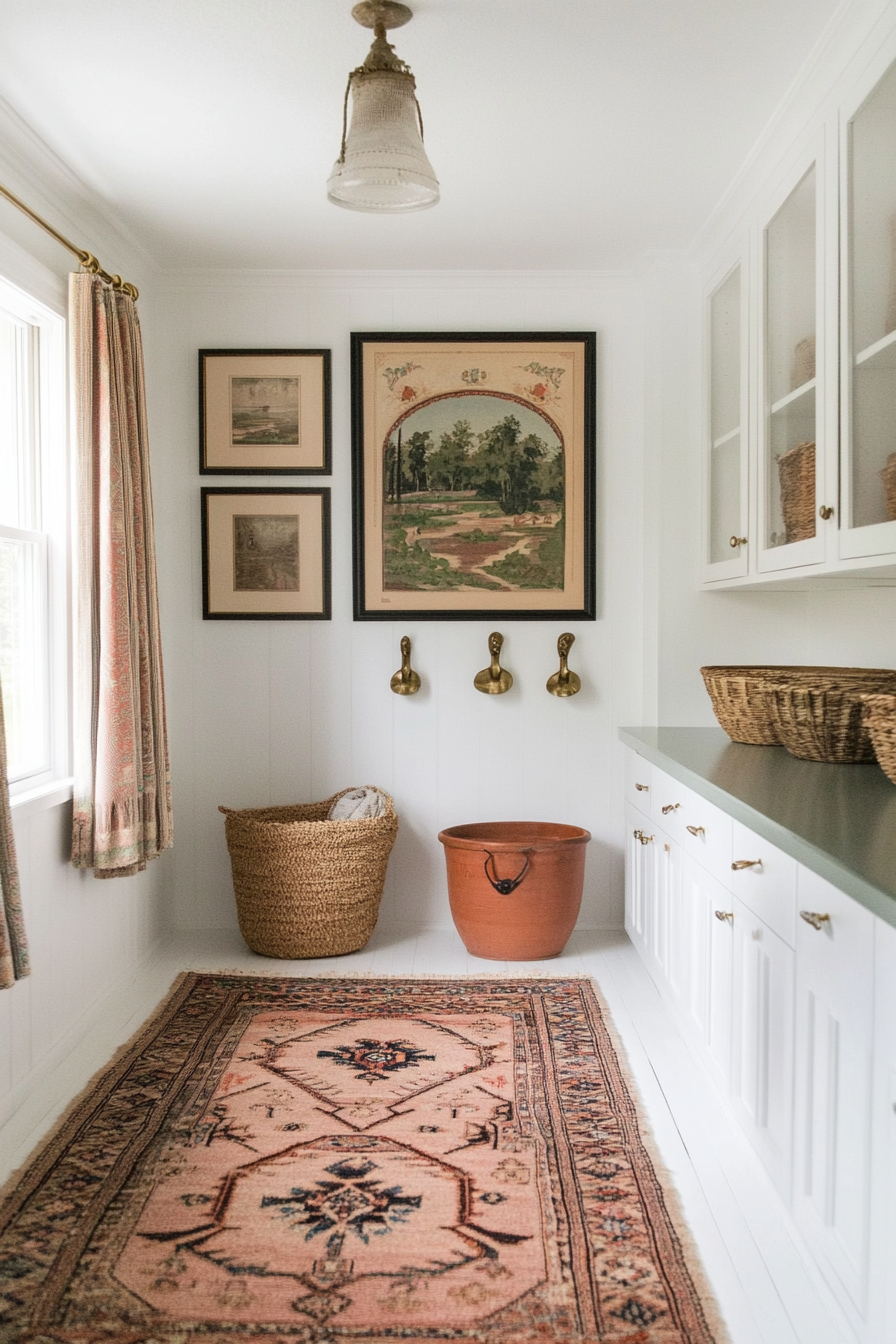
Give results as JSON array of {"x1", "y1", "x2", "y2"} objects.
[{"x1": 585, "y1": 975, "x2": 733, "y2": 1344}]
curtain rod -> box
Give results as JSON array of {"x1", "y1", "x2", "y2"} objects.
[{"x1": 0, "y1": 180, "x2": 139, "y2": 300}]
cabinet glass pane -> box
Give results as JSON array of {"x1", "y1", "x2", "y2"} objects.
[
  {"x1": 766, "y1": 166, "x2": 816, "y2": 549},
  {"x1": 850, "y1": 58, "x2": 896, "y2": 529},
  {"x1": 709, "y1": 267, "x2": 742, "y2": 563}
]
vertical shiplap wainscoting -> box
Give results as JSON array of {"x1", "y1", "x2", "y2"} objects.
[{"x1": 150, "y1": 270, "x2": 648, "y2": 936}]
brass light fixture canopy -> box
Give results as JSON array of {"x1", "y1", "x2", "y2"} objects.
[{"x1": 327, "y1": 0, "x2": 440, "y2": 213}]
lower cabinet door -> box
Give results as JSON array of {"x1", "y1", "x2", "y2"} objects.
[
  {"x1": 730, "y1": 897, "x2": 795, "y2": 1198},
  {"x1": 656, "y1": 832, "x2": 683, "y2": 1000},
  {"x1": 869, "y1": 919, "x2": 896, "y2": 1343},
  {"x1": 681, "y1": 852, "x2": 733, "y2": 1088},
  {"x1": 793, "y1": 868, "x2": 874, "y2": 1323},
  {"x1": 624, "y1": 800, "x2": 654, "y2": 959}
]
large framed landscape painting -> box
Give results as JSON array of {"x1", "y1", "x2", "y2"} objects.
[
  {"x1": 201, "y1": 487, "x2": 331, "y2": 619},
  {"x1": 351, "y1": 332, "x2": 595, "y2": 620},
  {"x1": 200, "y1": 349, "x2": 331, "y2": 474}
]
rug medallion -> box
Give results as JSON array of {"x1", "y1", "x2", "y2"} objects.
[{"x1": 0, "y1": 976, "x2": 725, "y2": 1342}]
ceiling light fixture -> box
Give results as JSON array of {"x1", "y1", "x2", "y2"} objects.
[{"x1": 327, "y1": 0, "x2": 439, "y2": 213}]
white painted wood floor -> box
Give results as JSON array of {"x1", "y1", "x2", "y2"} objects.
[{"x1": 0, "y1": 926, "x2": 855, "y2": 1344}]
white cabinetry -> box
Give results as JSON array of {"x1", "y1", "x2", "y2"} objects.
[
  {"x1": 731, "y1": 898, "x2": 795, "y2": 1197},
  {"x1": 793, "y1": 869, "x2": 875, "y2": 1322},
  {"x1": 623, "y1": 743, "x2": 891, "y2": 1340},
  {"x1": 869, "y1": 920, "x2": 896, "y2": 1342},
  {"x1": 703, "y1": 45, "x2": 896, "y2": 587}
]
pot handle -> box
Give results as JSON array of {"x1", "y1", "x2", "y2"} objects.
[{"x1": 483, "y1": 849, "x2": 532, "y2": 895}]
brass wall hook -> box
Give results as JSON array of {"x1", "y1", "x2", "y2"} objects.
[
  {"x1": 474, "y1": 631, "x2": 513, "y2": 695},
  {"x1": 546, "y1": 632, "x2": 581, "y2": 697},
  {"x1": 390, "y1": 635, "x2": 421, "y2": 695}
]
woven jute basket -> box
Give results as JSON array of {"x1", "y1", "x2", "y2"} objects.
[
  {"x1": 765, "y1": 680, "x2": 890, "y2": 763},
  {"x1": 700, "y1": 665, "x2": 896, "y2": 746},
  {"x1": 882, "y1": 452, "x2": 896, "y2": 522},
  {"x1": 219, "y1": 788, "x2": 398, "y2": 959},
  {"x1": 777, "y1": 440, "x2": 816, "y2": 545},
  {"x1": 863, "y1": 693, "x2": 896, "y2": 785}
]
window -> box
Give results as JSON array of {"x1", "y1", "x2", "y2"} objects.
[{"x1": 0, "y1": 276, "x2": 68, "y2": 798}]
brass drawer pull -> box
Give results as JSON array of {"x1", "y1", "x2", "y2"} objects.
[
  {"x1": 800, "y1": 911, "x2": 830, "y2": 931},
  {"x1": 662, "y1": 803, "x2": 681, "y2": 814},
  {"x1": 715, "y1": 910, "x2": 734, "y2": 923},
  {"x1": 633, "y1": 829, "x2": 654, "y2": 845},
  {"x1": 635, "y1": 782, "x2": 649, "y2": 792},
  {"x1": 731, "y1": 858, "x2": 762, "y2": 870},
  {"x1": 686, "y1": 825, "x2": 705, "y2": 837}
]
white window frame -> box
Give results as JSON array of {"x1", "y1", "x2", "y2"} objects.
[{"x1": 0, "y1": 272, "x2": 70, "y2": 805}]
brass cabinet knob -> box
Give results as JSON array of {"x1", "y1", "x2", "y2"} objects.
[
  {"x1": 800, "y1": 910, "x2": 831, "y2": 931},
  {"x1": 729, "y1": 535, "x2": 747, "y2": 548},
  {"x1": 731, "y1": 858, "x2": 762, "y2": 870},
  {"x1": 662, "y1": 802, "x2": 681, "y2": 814},
  {"x1": 686, "y1": 825, "x2": 705, "y2": 837},
  {"x1": 715, "y1": 910, "x2": 734, "y2": 923},
  {"x1": 819, "y1": 505, "x2": 835, "y2": 520},
  {"x1": 635, "y1": 782, "x2": 649, "y2": 792},
  {"x1": 633, "y1": 829, "x2": 653, "y2": 845}
]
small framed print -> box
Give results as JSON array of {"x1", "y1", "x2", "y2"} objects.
[
  {"x1": 201, "y1": 488, "x2": 331, "y2": 620},
  {"x1": 351, "y1": 331, "x2": 596, "y2": 621},
  {"x1": 199, "y1": 349, "x2": 331, "y2": 474}
]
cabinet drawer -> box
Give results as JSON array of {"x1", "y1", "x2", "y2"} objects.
[
  {"x1": 624, "y1": 751, "x2": 652, "y2": 813},
  {"x1": 680, "y1": 788, "x2": 733, "y2": 886},
  {"x1": 730, "y1": 821, "x2": 797, "y2": 948},
  {"x1": 650, "y1": 766, "x2": 686, "y2": 839}
]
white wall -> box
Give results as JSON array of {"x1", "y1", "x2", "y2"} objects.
[
  {"x1": 0, "y1": 102, "x2": 169, "y2": 1125},
  {"x1": 150, "y1": 270, "x2": 648, "y2": 936}
]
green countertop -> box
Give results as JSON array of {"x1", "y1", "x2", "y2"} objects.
[{"x1": 619, "y1": 727, "x2": 896, "y2": 930}]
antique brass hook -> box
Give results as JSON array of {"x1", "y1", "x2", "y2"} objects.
[
  {"x1": 474, "y1": 631, "x2": 513, "y2": 695},
  {"x1": 546, "y1": 632, "x2": 581, "y2": 697},
  {"x1": 390, "y1": 635, "x2": 421, "y2": 695}
]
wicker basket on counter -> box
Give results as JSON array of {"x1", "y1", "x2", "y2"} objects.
[
  {"x1": 882, "y1": 452, "x2": 896, "y2": 522},
  {"x1": 701, "y1": 665, "x2": 896, "y2": 747},
  {"x1": 219, "y1": 788, "x2": 398, "y2": 959},
  {"x1": 863, "y1": 693, "x2": 896, "y2": 785},
  {"x1": 765, "y1": 680, "x2": 881, "y2": 763},
  {"x1": 777, "y1": 440, "x2": 816, "y2": 545}
]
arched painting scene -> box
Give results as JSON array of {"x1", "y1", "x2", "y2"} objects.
[{"x1": 382, "y1": 393, "x2": 564, "y2": 593}]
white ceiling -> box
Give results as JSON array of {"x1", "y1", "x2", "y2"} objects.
[{"x1": 0, "y1": 0, "x2": 843, "y2": 271}]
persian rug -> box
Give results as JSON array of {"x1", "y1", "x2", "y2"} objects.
[{"x1": 0, "y1": 976, "x2": 727, "y2": 1343}]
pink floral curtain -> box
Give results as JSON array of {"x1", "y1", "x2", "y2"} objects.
[
  {"x1": 0, "y1": 671, "x2": 30, "y2": 987},
  {"x1": 70, "y1": 273, "x2": 172, "y2": 878}
]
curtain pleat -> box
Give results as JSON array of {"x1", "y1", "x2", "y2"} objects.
[
  {"x1": 0, "y1": 672, "x2": 29, "y2": 988},
  {"x1": 70, "y1": 273, "x2": 172, "y2": 878}
]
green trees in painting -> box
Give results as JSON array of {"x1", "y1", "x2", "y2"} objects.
[{"x1": 384, "y1": 413, "x2": 562, "y2": 514}]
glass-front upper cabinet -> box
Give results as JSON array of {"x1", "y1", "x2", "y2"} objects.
[
  {"x1": 842, "y1": 55, "x2": 896, "y2": 559},
  {"x1": 759, "y1": 161, "x2": 828, "y2": 571},
  {"x1": 705, "y1": 259, "x2": 749, "y2": 579}
]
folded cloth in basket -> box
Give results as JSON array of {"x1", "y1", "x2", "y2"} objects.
[{"x1": 328, "y1": 786, "x2": 388, "y2": 821}]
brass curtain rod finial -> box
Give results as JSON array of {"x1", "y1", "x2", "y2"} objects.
[
  {"x1": 390, "y1": 635, "x2": 421, "y2": 695},
  {"x1": 547, "y1": 632, "x2": 581, "y2": 697},
  {"x1": 474, "y1": 631, "x2": 513, "y2": 695}
]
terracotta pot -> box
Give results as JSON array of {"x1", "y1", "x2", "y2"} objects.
[{"x1": 438, "y1": 821, "x2": 591, "y2": 960}]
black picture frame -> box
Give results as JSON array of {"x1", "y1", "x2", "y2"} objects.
[
  {"x1": 201, "y1": 486, "x2": 331, "y2": 620},
  {"x1": 351, "y1": 331, "x2": 596, "y2": 621},
  {"x1": 199, "y1": 348, "x2": 332, "y2": 475}
]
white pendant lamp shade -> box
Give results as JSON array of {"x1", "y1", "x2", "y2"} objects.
[{"x1": 328, "y1": 3, "x2": 439, "y2": 213}]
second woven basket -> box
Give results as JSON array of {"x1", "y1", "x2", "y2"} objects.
[{"x1": 220, "y1": 788, "x2": 398, "y2": 959}]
